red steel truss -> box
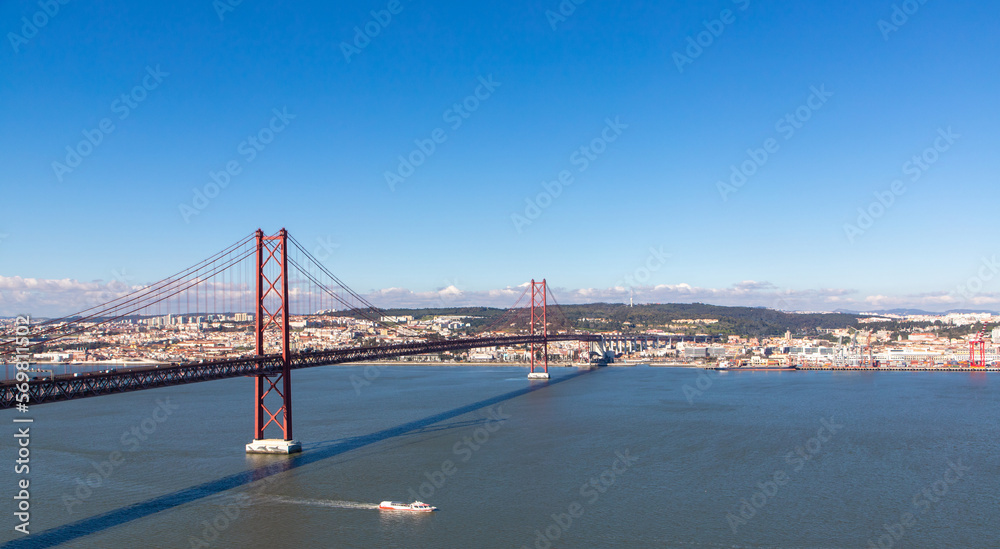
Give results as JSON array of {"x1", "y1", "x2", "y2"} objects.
[
  {"x1": 254, "y1": 228, "x2": 293, "y2": 441},
  {"x1": 529, "y1": 279, "x2": 548, "y2": 376}
]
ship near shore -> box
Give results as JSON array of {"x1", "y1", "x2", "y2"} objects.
[{"x1": 711, "y1": 359, "x2": 796, "y2": 371}]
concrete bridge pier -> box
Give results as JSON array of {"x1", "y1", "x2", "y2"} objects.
[{"x1": 246, "y1": 439, "x2": 302, "y2": 454}]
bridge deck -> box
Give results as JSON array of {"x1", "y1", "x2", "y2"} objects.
[{"x1": 1, "y1": 334, "x2": 600, "y2": 408}]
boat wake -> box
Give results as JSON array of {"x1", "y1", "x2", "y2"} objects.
[{"x1": 255, "y1": 495, "x2": 379, "y2": 510}]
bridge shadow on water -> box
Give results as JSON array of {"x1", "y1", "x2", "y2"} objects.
[
  {"x1": 3, "y1": 369, "x2": 595, "y2": 549},
  {"x1": 305, "y1": 416, "x2": 497, "y2": 464}
]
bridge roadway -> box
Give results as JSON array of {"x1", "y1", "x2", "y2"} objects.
[{"x1": 0, "y1": 333, "x2": 602, "y2": 409}]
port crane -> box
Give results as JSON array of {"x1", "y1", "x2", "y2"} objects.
[
  {"x1": 851, "y1": 328, "x2": 875, "y2": 367},
  {"x1": 838, "y1": 327, "x2": 871, "y2": 368},
  {"x1": 865, "y1": 330, "x2": 874, "y2": 367},
  {"x1": 968, "y1": 323, "x2": 990, "y2": 368}
]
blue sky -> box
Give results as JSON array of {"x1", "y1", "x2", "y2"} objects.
[{"x1": 2, "y1": 0, "x2": 999, "y2": 315}]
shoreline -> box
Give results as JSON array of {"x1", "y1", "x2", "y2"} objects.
[
  {"x1": 11, "y1": 359, "x2": 705, "y2": 369},
  {"x1": 352, "y1": 360, "x2": 702, "y2": 368}
]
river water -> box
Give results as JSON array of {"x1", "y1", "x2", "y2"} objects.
[{"x1": 2, "y1": 365, "x2": 997, "y2": 548}]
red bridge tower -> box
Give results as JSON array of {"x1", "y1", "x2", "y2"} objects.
[
  {"x1": 246, "y1": 228, "x2": 302, "y2": 454},
  {"x1": 527, "y1": 279, "x2": 550, "y2": 380}
]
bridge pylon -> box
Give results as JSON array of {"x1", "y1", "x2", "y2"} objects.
[
  {"x1": 527, "y1": 279, "x2": 550, "y2": 380},
  {"x1": 246, "y1": 228, "x2": 302, "y2": 455}
]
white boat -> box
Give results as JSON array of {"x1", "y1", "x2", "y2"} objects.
[{"x1": 378, "y1": 501, "x2": 436, "y2": 512}]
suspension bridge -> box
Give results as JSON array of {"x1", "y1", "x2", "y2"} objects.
[{"x1": 0, "y1": 228, "x2": 617, "y2": 453}]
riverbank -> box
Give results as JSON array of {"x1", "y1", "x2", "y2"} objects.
[
  {"x1": 12, "y1": 359, "x2": 705, "y2": 369},
  {"x1": 358, "y1": 360, "x2": 702, "y2": 368},
  {"x1": 361, "y1": 361, "x2": 575, "y2": 367}
]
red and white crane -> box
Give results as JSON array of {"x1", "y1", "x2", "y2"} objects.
[{"x1": 968, "y1": 323, "x2": 989, "y2": 368}]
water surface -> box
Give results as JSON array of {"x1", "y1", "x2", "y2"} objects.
[{"x1": 2, "y1": 365, "x2": 997, "y2": 548}]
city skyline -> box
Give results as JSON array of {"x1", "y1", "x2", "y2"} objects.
[{"x1": 3, "y1": 1, "x2": 999, "y2": 316}]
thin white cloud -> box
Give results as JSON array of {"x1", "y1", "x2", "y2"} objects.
[
  {"x1": 0, "y1": 275, "x2": 136, "y2": 317},
  {"x1": 1, "y1": 275, "x2": 994, "y2": 317}
]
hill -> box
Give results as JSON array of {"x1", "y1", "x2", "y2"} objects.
[{"x1": 364, "y1": 302, "x2": 860, "y2": 338}]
